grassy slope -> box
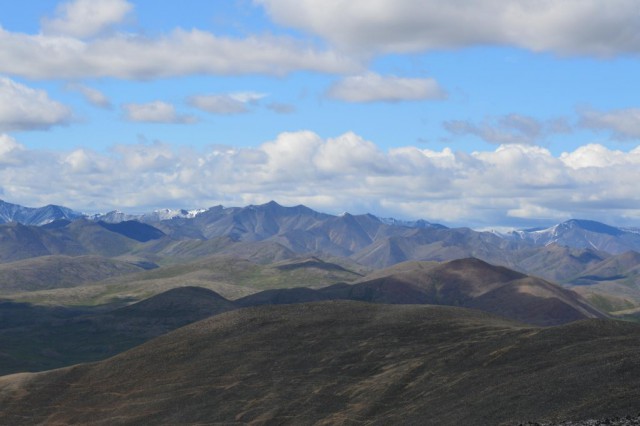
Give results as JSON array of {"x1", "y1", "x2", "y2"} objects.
[
  {"x1": 0, "y1": 255, "x2": 146, "y2": 294},
  {"x1": 7, "y1": 255, "x2": 365, "y2": 306},
  {"x1": 1, "y1": 301, "x2": 639, "y2": 425}
]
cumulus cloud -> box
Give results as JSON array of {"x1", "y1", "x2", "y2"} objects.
[
  {"x1": 188, "y1": 92, "x2": 267, "y2": 115},
  {"x1": 579, "y1": 107, "x2": 640, "y2": 140},
  {"x1": 257, "y1": 0, "x2": 640, "y2": 56},
  {"x1": 66, "y1": 83, "x2": 111, "y2": 108},
  {"x1": 123, "y1": 101, "x2": 197, "y2": 124},
  {"x1": 0, "y1": 77, "x2": 72, "y2": 132},
  {"x1": 327, "y1": 72, "x2": 447, "y2": 103},
  {"x1": 0, "y1": 26, "x2": 359, "y2": 80},
  {"x1": 444, "y1": 114, "x2": 571, "y2": 145},
  {"x1": 41, "y1": 0, "x2": 133, "y2": 38},
  {"x1": 4, "y1": 131, "x2": 640, "y2": 227},
  {"x1": 560, "y1": 144, "x2": 636, "y2": 168}
]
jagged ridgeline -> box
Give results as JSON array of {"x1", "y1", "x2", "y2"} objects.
[{"x1": 3, "y1": 199, "x2": 640, "y2": 313}]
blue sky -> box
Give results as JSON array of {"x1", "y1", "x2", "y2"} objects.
[{"x1": 1, "y1": 0, "x2": 640, "y2": 228}]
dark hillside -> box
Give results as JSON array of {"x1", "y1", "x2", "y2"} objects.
[{"x1": 1, "y1": 302, "x2": 638, "y2": 425}]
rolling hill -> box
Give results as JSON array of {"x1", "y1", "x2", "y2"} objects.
[
  {"x1": 238, "y1": 258, "x2": 606, "y2": 326},
  {"x1": 1, "y1": 301, "x2": 638, "y2": 425},
  {"x1": 0, "y1": 258, "x2": 607, "y2": 376},
  {"x1": 0, "y1": 287, "x2": 236, "y2": 376},
  {"x1": 8, "y1": 255, "x2": 366, "y2": 306},
  {"x1": 0, "y1": 255, "x2": 150, "y2": 294}
]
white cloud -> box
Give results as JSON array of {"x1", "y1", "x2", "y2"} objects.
[
  {"x1": 0, "y1": 27, "x2": 359, "y2": 80},
  {"x1": 0, "y1": 77, "x2": 72, "y2": 131},
  {"x1": 560, "y1": 144, "x2": 638, "y2": 168},
  {"x1": 188, "y1": 92, "x2": 267, "y2": 115},
  {"x1": 258, "y1": 0, "x2": 640, "y2": 56},
  {"x1": 444, "y1": 114, "x2": 571, "y2": 145},
  {"x1": 579, "y1": 107, "x2": 640, "y2": 140},
  {"x1": 66, "y1": 83, "x2": 111, "y2": 108},
  {"x1": 0, "y1": 134, "x2": 23, "y2": 157},
  {"x1": 327, "y1": 73, "x2": 446, "y2": 103},
  {"x1": 123, "y1": 101, "x2": 196, "y2": 124},
  {"x1": 41, "y1": 0, "x2": 133, "y2": 38},
  {"x1": 4, "y1": 132, "x2": 640, "y2": 227}
]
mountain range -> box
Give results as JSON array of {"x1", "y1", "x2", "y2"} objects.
[
  {"x1": 507, "y1": 219, "x2": 640, "y2": 254},
  {"x1": 3, "y1": 198, "x2": 640, "y2": 423},
  {"x1": 4, "y1": 199, "x2": 640, "y2": 314},
  {"x1": 7, "y1": 198, "x2": 640, "y2": 255}
]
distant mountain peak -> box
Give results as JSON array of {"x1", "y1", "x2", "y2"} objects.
[
  {"x1": 377, "y1": 216, "x2": 447, "y2": 230},
  {"x1": 509, "y1": 218, "x2": 637, "y2": 254},
  {"x1": 561, "y1": 219, "x2": 624, "y2": 236},
  {"x1": 0, "y1": 199, "x2": 83, "y2": 226}
]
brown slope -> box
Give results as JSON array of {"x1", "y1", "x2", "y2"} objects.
[
  {"x1": 236, "y1": 258, "x2": 604, "y2": 326},
  {"x1": 1, "y1": 302, "x2": 639, "y2": 425},
  {"x1": 340, "y1": 258, "x2": 605, "y2": 325}
]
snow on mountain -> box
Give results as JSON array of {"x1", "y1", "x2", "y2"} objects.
[
  {"x1": 0, "y1": 199, "x2": 208, "y2": 226},
  {"x1": 377, "y1": 217, "x2": 448, "y2": 230},
  {"x1": 3, "y1": 198, "x2": 640, "y2": 256},
  {"x1": 0, "y1": 199, "x2": 83, "y2": 225},
  {"x1": 90, "y1": 208, "x2": 206, "y2": 223},
  {"x1": 144, "y1": 208, "x2": 206, "y2": 221},
  {"x1": 507, "y1": 219, "x2": 640, "y2": 254},
  {"x1": 88, "y1": 210, "x2": 140, "y2": 223}
]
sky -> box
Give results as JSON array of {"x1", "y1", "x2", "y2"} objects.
[{"x1": 1, "y1": 0, "x2": 640, "y2": 229}]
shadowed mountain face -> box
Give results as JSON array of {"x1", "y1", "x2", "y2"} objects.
[
  {"x1": 1, "y1": 302, "x2": 638, "y2": 426},
  {"x1": 111, "y1": 286, "x2": 236, "y2": 320},
  {"x1": 0, "y1": 220, "x2": 166, "y2": 263},
  {"x1": 96, "y1": 220, "x2": 166, "y2": 242},
  {"x1": 0, "y1": 287, "x2": 236, "y2": 376}
]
